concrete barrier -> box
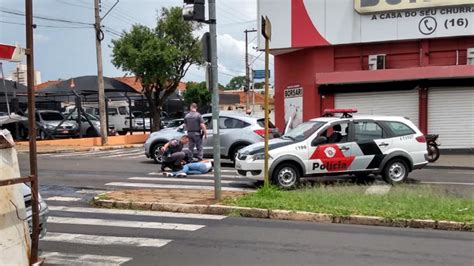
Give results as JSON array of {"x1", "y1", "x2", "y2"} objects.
[
  {"x1": 17, "y1": 133, "x2": 149, "y2": 147},
  {"x1": 0, "y1": 130, "x2": 31, "y2": 265}
]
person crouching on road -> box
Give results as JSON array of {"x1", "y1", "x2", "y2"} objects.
[
  {"x1": 160, "y1": 135, "x2": 189, "y2": 171},
  {"x1": 163, "y1": 160, "x2": 213, "y2": 177},
  {"x1": 184, "y1": 103, "x2": 207, "y2": 161}
]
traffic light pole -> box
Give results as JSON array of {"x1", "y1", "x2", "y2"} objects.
[{"x1": 208, "y1": 0, "x2": 221, "y2": 200}]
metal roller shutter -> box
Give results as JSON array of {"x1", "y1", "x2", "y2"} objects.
[
  {"x1": 335, "y1": 90, "x2": 419, "y2": 126},
  {"x1": 428, "y1": 87, "x2": 474, "y2": 149}
]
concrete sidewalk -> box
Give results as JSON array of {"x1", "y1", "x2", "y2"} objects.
[{"x1": 427, "y1": 154, "x2": 474, "y2": 170}]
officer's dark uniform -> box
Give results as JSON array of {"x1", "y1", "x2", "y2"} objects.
[
  {"x1": 162, "y1": 138, "x2": 185, "y2": 171},
  {"x1": 184, "y1": 111, "x2": 205, "y2": 160}
]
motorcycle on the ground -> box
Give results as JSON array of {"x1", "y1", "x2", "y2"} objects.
[{"x1": 425, "y1": 134, "x2": 440, "y2": 163}]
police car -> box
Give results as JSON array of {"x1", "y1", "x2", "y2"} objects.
[{"x1": 235, "y1": 109, "x2": 428, "y2": 189}]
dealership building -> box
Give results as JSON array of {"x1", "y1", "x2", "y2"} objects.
[{"x1": 258, "y1": 0, "x2": 474, "y2": 151}]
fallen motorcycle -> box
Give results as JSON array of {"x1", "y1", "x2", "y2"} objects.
[{"x1": 425, "y1": 134, "x2": 440, "y2": 163}]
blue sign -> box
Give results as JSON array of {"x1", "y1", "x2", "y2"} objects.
[{"x1": 253, "y1": 70, "x2": 270, "y2": 80}]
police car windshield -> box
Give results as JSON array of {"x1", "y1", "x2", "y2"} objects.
[{"x1": 283, "y1": 121, "x2": 325, "y2": 141}]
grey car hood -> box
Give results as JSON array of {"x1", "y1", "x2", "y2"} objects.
[{"x1": 239, "y1": 138, "x2": 294, "y2": 155}]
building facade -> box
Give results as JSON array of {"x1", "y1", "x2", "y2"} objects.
[{"x1": 258, "y1": 0, "x2": 474, "y2": 150}]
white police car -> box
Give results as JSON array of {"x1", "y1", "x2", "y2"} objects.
[{"x1": 235, "y1": 109, "x2": 428, "y2": 189}]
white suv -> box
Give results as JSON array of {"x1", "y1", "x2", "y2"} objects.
[{"x1": 235, "y1": 110, "x2": 428, "y2": 189}]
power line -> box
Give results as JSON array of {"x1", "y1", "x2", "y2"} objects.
[
  {"x1": 219, "y1": 1, "x2": 255, "y2": 21},
  {"x1": 55, "y1": 0, "x2": 93, "y2": 10},
  {"x1": 0, "y1": 19, "x2": 92, "y2": 29},
  {"x1": 0, "y1": 8, "x2": 93, "y2": 26}
]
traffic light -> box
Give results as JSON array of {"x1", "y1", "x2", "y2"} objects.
[{"x1": 183, "y1": 0, "x2": 206, "y2": 22}]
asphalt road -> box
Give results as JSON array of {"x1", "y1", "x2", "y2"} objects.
[
  {"x1": 15, "y1": 148, "x2": 473, "y2": 265},
  {"x1": 39, "y1": 199, "x2": 474, "y2": 266},
  {"x1": 17, "y1": 148, "x2": 474, "y2": 197}
]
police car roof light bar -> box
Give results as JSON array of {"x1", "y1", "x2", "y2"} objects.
[{"x1": 323, "y1": 109, "x2": 358, "y2": 118}]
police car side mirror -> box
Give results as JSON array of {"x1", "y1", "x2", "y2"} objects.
[{"x1": 312, "y1": 136, "x2": 327, "y2": 146}]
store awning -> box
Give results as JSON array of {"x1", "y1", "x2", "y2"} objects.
[{"x1": 316, "y1": 65, "x2": 474, "y2": 86}]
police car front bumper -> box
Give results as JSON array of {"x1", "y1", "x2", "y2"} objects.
[{"x1": 235, "y1": 153, "x2": 265, "y2": 181}]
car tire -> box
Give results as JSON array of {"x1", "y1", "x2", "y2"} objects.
[
  {"x1": 382, "y1": 159, "x2": 409, "y2": 184},
  {"x1": 86, "y1": 128, "x2": 99, "y2": 137},
  {"x1": 151, "y1": 142, "x2": 166, "y2": 164},
  {"x1": 271, "y1": 163, "x2": 300, "y2": 189},
  {"x1": 117, "y1": 131, "x2": 127, "y2": 136}
]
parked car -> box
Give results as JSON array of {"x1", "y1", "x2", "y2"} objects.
[
  {"x1": 19, "y1": 110, "x2": 79, "y2": 140},
  {"x1": 163, "y1": 118, "x2": 184, "y2": 128},
  {"x1": 144, "y1": 112, "x2": 280, "y2": 164},
  {"x1": 80, "y1": 103, "x2": 132, "y2": 135},
  {"x1": 22, "y1": 183, "x2": 49, "y2": 239},
  {"x1": 235, "y1": 109, "x2": 428, "y2": 189},
  {"x1": 65, "y1": 112, "x2": 116, "y2": 137}
]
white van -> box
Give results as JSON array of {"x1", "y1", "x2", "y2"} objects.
[{"x1": 68, "y1": 101, "x2": 132, "y2": 135}]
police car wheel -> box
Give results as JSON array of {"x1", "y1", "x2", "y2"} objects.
[
  {"x1": 272, "y1": 163, "x2": 300, "y2": 189},
  {"x1": 152, "y1": 143, "x2": 165, "y2": 164},
  {"x1": 382, "y1": 159, "x2": 408, "y2": 184}
]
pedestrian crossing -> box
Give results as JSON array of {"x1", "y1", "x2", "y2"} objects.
[
  {"x1": 40, "y1": 200, "x2": 226, "y2": 265},
  {"x1": 39, "y1": 147, "x2": 146, "y2": 160}
]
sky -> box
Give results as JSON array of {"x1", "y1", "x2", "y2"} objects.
[{"x1": 0, "y1": 0, "x2": 274, "y2": 86}]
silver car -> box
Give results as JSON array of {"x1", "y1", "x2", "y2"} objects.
[
  {"x1": 144, "y1": 112, "x2": 280, "y2": 163},
  {"x1": 21, "y1": 110, "x2": 79, "y2": 139},
  {"x1": 22, "y1": 184, "x2": 49, "y2": 239}
]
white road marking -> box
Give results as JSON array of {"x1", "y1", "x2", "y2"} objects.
[
  {"x1": 129, "y1": 177, "x2": 253, "y2": 185},
  {"x1": 148, "y1": 172, "x2": 238, "y2": 178},
  {"x1": 46, "y1": 196, "x2": 82, "y2": 202},
  {"x1": 48, "y1": 216, "x2": 205, "y2": 231},
  {"x1": 43, "y1": 232, "x2": 172, "y2": 248},
  {"x1": 47, "y1": 206, "x2": 226, "y2": 220},
  {"x1": 41, "y1": 252, "x2": 132, "y2": 265},
  {"x1": 420, "y1": 181, "x2": 474, "y2": 186},
  {"x1": 365, "y1": 185, "x2": 392, "y2": 195},
  {"x1": 75, "y1": 189, "x2": 108, "y2": 195},
  {"x1": 105, "y1": 182, "x2": 255, "y2": 192}
]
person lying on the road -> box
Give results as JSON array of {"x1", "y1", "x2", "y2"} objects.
[
  {"x1": 160, "y1": 135, "x2": 189, "y2": 171},
  {"x1": 163, "y1": 160, "x2": 213, "y2": 177}
]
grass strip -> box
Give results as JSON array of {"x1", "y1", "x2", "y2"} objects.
[{"x1": 223, "y1": 185, "x2": 474, "y2": 223}]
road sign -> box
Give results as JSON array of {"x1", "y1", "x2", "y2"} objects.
[
  {"x1": 0, "y1": 44, "x2": 25, "y2": 62},
  {"x1": 253, "y1": 70, "x2": 270, "y2": 80}
]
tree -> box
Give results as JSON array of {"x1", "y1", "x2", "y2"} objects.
[
  {"x1": 226, "y1": 76, "x2": 246, "y2": 90},
  {"x1": 183, "y1": 81, "x2": 211, "y2": 113},
  {"x1": 111, "y1": 7, "x2": 202, "y2": 131}
]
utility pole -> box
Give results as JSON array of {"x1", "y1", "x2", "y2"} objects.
[
  {"x1": 25, "y1": 0, "x2": 40, "y2": 263},
  {"x1": 94, "y1": 0, "x2": 108, "y2": 145},
  {"x1": 183, "y1": 0, "x2": 220, "y2": 199},
  {"x1": 209, "y1": 0, "x2": 221, "y2": 200},
  {"x1": 244, "y1": 29, "x2": 257, "y2": 113},
  {"x1": 261, "y1": 16, "x2": 272, "y2": 187}
]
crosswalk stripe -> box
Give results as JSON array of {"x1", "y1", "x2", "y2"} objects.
[
  {"x1": 46, "y1": 196, "x2": 82, "y2": 202},
  {"x1": 105, "y1": 182, "x2": 256, "y2": 192},
  {"x1": 48, "y1": 206, "x2": 226, "y2": 220},
  {"x1": 48, "y1": 216, "x2": 205, "y2": 231},
  {"x1": 148, "y1": 172, "x2": 238, "y2": 177},
  {"x1": 127, "y1": 154, "x2": 146, "y2": 159},
  {"x1": 41, "y1": 252, "x2": 132, "y2": 265},
  {"x1": 129, "y1": 177, "x2": 253, "y2": 186},
  {"x1": 47, "y1": 148, "x2": 142, "y2": 158},
  {"x1": 43, "y1": 232, "x2": 172, "y2": 248}
]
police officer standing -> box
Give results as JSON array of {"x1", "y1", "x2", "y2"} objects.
[{"x1": 184, "y1": 103, "x2": 207, "y2": 161}]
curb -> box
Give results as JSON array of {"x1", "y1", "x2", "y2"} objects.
[
  {"x1": 426, "y1": 165, "x2": 474, "y2": 171},
  {"x1": 92, "y1": 198, "x2": 473, "y2": 232},
  {"x1": 17, "y1": 144, "x2": 144, "y2": 154}
]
